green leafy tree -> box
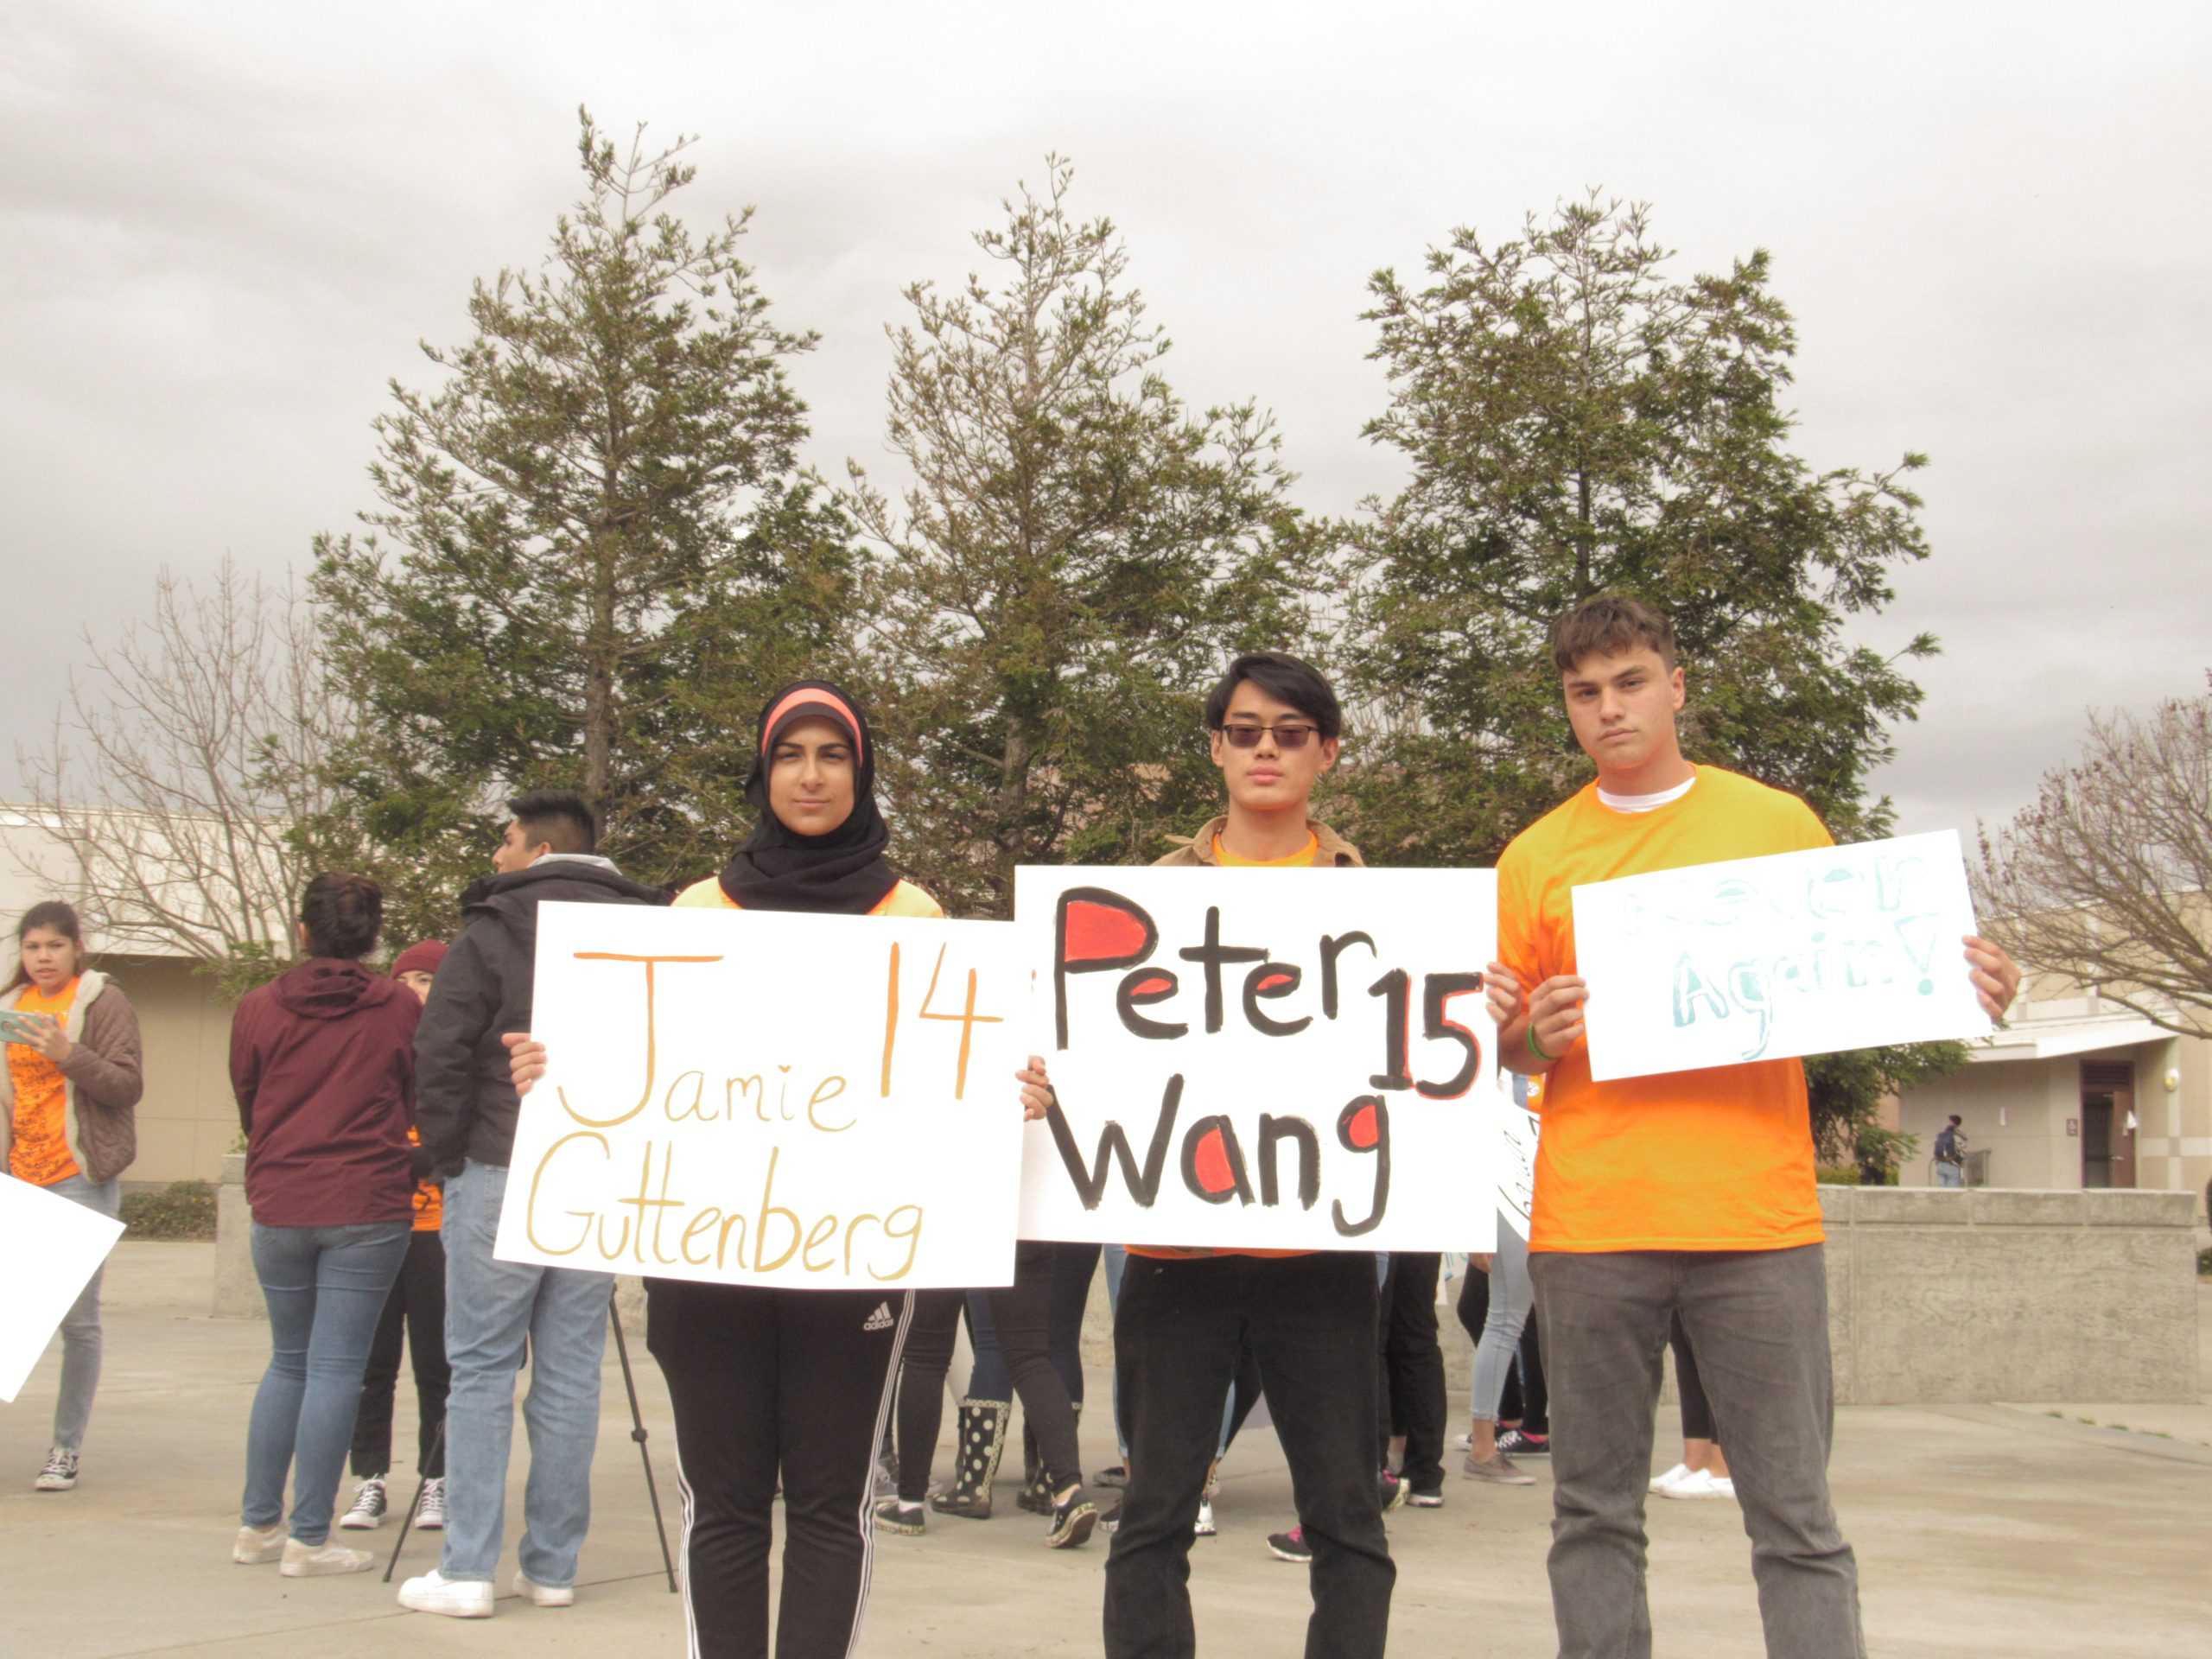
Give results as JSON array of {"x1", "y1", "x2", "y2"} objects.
[
  {"x1": 1340, "y1": 194, "x2": 1934, "y2": 866},
  {"x1": 849, "y1": 158, "x2": 1324, "y2": 918},
  {"x1": 1342, "y1": 193, "x2": 1961, "y2": 1141},
  {"x1": 314, "y1": 111, "x2": 855, "y2": 934}
]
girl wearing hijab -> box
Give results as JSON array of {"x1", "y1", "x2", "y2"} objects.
[{"x1": 508, "y1": 681, "x2": 1090, "y2": 1659}]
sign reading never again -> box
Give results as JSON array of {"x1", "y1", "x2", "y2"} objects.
[
  {"x1": 1015, "y1": 867, "x2": 1501, "y2": 1251},
  {"x1": 1572, "y1": 830, "x2": 1993, "y2": 1083},
  {"x1": 493, "y1": 902, "x2": 1027, "y2": 1290}
]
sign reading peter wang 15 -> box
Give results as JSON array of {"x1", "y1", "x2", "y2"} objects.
[
  {"x1": 494, "y1": 901, "x2": 1026, "y2": 1290},
  {"x1": 1015, "y1": 867, "x2": 1500, "y2": 1252}
]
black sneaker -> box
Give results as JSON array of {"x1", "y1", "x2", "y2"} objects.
[
  {"x1": 1102, "y1": 1497, "x2": 1124, "y2": 1532},
  {"x1": 339, "y1": 1476, "x2": 387, "y2": 1529},
  {"x1": 873, "y1": 1497, "x2": 926, "y2": 1535},
  {"x1": 1378, "y1": 1471, "x2": 1408, "y2": 1513},
  {"x1": 1046, "y1": 1485, "x2": 1097, "y2": 1549},
  {"x1": 1095, "y1": 1464, "x2": 1128, "y2": 1489},
  {"x1": 1408, "y1": 1482, "x2": 1445, "y2": 1508},
  {"x1": 1497, "y1": 1427, "x2": 1550, "y2": 1458},
  {"x1": 1266, "y1": 1524, "x2": 1312, "y2": 1564}
]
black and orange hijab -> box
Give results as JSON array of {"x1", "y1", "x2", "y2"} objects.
[{"x1": 717, "y1": 681, "x2": 899, "y2": 915}]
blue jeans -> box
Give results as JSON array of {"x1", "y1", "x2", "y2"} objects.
[
  {"x1": 440, "y1": 1160, "x2": 611, "y2": 1586},
  {"x1": 1469, "y1": 1226, "x2": 1534, "y2": 1421},
  {"x1": 47, "y1": 1173, "x2": 121, "y2": 1452},
  {"x1": 1935, "y1": 1163, "x2": 1964, "y2": 1188},
  {"x1": 244, "y1": 1219, "x2": 410, "y2": 1543}
]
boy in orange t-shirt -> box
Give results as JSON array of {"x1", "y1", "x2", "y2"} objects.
[
  {"x1": 1027, "y1": 652, "x2": 1396, "y2": 1659},
  {"x1": 1486, "y1": 596, "x2": 2020, "y2": 1659}
]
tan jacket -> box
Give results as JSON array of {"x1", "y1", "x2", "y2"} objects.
[
  {"x1": 2, "y1": 969, "x2": 144, "y2": 1185},
  {"x1": 1154, "y1": 814, "x2": 1364, "y2": 869}
]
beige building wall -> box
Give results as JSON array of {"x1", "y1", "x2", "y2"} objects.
[
  {"x1": 1898, "y1": 1060, "x2": 2075, "y2": 1189},
  {"x1": 99, "y1": 953, "x2": 238, "y2": 1188},
  {"x1": 1898, "y1": 1033, "x2": 2211, "y2": 1224}
]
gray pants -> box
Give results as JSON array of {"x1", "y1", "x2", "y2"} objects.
[
  {"x1": 1529, "y1": 1245, "x2": 1865, "y2": 1659},
  {"x1": 48, "y1": 1174, "x2": 122, "y2": 1452}
]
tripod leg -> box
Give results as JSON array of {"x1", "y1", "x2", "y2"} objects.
[
  {"x1": 610, "y1": 1288, "x2": 678, "y2": 1594},
  {"x1": 382, "y1": 1416, "x2": 447, "y2": 1585}
]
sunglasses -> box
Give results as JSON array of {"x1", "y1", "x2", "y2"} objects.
[{"x1": 1217, "y1": 721, "x2": 1321, "y2": 750}]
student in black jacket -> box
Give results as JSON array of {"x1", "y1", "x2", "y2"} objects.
[{"x1": 398, "y1": 790, "x2": 666, "y2": 1621}]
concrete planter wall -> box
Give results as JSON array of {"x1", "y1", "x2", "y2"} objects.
[
  {"x1": 1821, "y1": 1184, "x2": 2197, "y2": 1403},
  {"x1": 218, "y1": 1180, "x2": 2200, "y2": 1405},
  {"x1": 211, "y1": 1152, "x2": 262, "y2": 1319},
  {"x1": 1078, "y1": 1186, "x2": 2200, "y2": 1408}
]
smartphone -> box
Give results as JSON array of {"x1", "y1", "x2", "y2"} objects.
[{"x1": 0, "y1": 1008, "x2": 55, "y2": 1046}]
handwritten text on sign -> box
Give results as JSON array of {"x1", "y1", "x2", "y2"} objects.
[
  {"x1": 1573, "y1": 830, "x2": 1993, "y2": 1083},
  {"x1": 493, "y1": 903, "x2": 1026, "y2": 1290},
  {"x1": 1014, "y1": 867, "x2": 1499, "y2": 1252}
]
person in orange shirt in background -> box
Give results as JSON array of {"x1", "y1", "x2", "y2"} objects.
[
  {"x1": 3, "y1": 899, "x2": 144, "y2": 1494},
  {"x1": 1484, "y1": 595, "x2": 2021, "y2": 1659},
  {"x1": 340, "y1": 939, "x2": 454, "y2": 1535}
]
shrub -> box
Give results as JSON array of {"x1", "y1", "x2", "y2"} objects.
[{"x1": 122, "y1": 1179, "x2": 218, "y2": 1241}]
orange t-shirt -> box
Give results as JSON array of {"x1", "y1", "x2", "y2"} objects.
[
  {"x1": 8, "y1": 978, "x2": 83, "y2": 1186},
  {"x1": 407, "y1": 1127, "x2": 442, "y2": 1232},
  {"x1": 1497, "y1": 766, "x2": 1834, "y2": 1254},
  {"x1": 1128, "y1": 830, "x2": 1325, "y2": 1262}
]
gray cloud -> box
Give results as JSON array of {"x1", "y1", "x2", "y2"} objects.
[{"x1": 4, "y1": 0, "x2": 2207, "y2": 853}]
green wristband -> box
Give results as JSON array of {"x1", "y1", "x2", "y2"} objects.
[{"x1": 1526, "y1": 1023, "x2": 1554, "y2": 1064}]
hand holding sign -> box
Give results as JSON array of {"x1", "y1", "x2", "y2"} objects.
[{"x1": 1573, "y1": 830, "x2": 1995, "y2": 1083}]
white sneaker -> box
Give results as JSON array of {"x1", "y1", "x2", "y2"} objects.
[
  {"x1": 513, "y1": 1570, "x2": 575, "y2": 1608},
  {"x1": 279, "y1": 1537, "x2": 376, "y2": 1577},
  {"x1": 340, "y1": 1475, "x2": 388, "y2": 1529},
  {"x1": 1194, "y1": 1496, "x2": 1217, "y2": 1536},
  {"x1": 35, "y1": 1446, "x2": 79, "y2": 1491},
  {"x1": 1658, "y1": 1469, "x2": 1737, "y2": 1501},
  {"x1": 399, "y1": 1569, "x2": 497, "y2": 1618},
  {"x1": 416, "y1": 1478, "x2": 447, "y2": 1531},
  {"x1": 1648, "y1": 1461, "x2": 1694, "y2": 1494},
  {"x1": 232, "y1": 1523, "x2": 286, "y2": 1565}
]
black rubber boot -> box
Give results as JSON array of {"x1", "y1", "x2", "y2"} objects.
[{"x1": 930, "y1": 1398, "x2": 1010, "y2": 1520}]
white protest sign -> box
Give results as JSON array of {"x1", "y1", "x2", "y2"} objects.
[
  {"x1": 495, "y1": 902, "x2": 1026, "y2": 1290},
  {"x1": 1496, "y1": 1098, "x2": 1539, "y2": 1241},
  {"x1": 1015, "y1": 867, "x2": 1499, "y2": 1251},
  {"x1": 1, "y1": 1173, "x2": 125, "y2": 1402},
  {"x1": 1573, "y1": 830, "x2": 1993, "y2": 1083}
]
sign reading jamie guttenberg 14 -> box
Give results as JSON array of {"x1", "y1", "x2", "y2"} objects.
[
  {"x1": 493, "y1": 902, "x2": 1026, "y2": 1290},
  {"x1": 1573, "y1": 830, "x2": 1993, "y2": 1084},
  {"x1": 1014, "y1": 867, "x2": 1500, "y2": 1252}
]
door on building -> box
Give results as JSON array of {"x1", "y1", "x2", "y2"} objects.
[{"x1": 2079, "y1": 1060, "x2": 2137, "y2": 1189}]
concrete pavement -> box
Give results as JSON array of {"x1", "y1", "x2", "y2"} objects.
[{"x1": 7, "y1": 1244, "x2": 2208, "y2": 1658}]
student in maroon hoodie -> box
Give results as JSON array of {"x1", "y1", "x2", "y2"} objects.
[{"x1": 228, "y1": 874, "x2": 421, "y2": 1580}]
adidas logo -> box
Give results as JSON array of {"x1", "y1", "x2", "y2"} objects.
[{"x1": 862, "y1": 1301, "x2": 895, "y2": 1332}]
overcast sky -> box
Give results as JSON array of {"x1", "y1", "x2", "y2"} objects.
[{"x1": 4, "y1": 0, "x2": 2207, "y2": 847}]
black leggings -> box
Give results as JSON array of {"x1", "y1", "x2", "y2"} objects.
[
  {"x1": 1453, "y1": 1259, "x2": 1548, "y2": 1432},
  {"x1": 889, "y1": 1242, "x2": 1085, "y2": 1503},
  {"x1": 893, "y1": 1289, "x2": 965, "y2": 1504},
  {"x1": 1670, "y1": 1312, "x2": 1717, "y2": 1443},
  {"x1": 349, "y1": 1230, "x2": 448, "y2": 1478},
  {"x1": 646, "y1": 1279, "x2": 909, "y2": 1659}
]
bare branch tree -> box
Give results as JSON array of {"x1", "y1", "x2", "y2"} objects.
[
  {"x1": 14, "y1": 557, "x2": 354, "y2": 992},
  {"x1": 1973, "y1": 675, "x2": 2212, "y2": 1037}
]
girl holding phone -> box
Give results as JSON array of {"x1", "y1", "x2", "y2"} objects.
[{"x1": 3, "y1": 899, "x2": 144, "y2": 1493}]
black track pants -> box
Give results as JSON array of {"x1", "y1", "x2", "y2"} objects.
[{"x1": 647, "y1": 1280, "x2": 911, "y2": 1659}]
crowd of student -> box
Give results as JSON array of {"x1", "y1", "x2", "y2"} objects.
[{"x1": 5, "y1": 594, "x2": 2024, "y2": 1659}]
